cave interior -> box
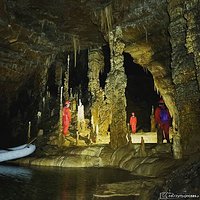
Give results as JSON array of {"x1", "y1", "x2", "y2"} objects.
[
  {"x1": 0, "y1": 0, "x2": 200, "y2": 177},
  {"x1": 1, "y1": 0, "x2": 200, "y2": 197}
]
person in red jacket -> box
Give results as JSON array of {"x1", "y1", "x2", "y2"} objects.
[
  {"x1": 130, "y1": 112, "x2": 137, "y2": 134},
  {"x1": 154, "y1": 99, "x2": 171, "y2": 143},
  {"x1": 62, "y1": 100, "x2": 71, "y2": 136}
]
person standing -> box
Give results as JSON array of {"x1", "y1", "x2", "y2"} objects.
[
  {"x1": 62, "y1": 100, "x2": 71, "y2": 136},
  {"x1": 130, "y1": 112, "x2": 137, "y2": 134},
  {"x1": 155, "y1": 99, "x2": 171, "y2": 143}
]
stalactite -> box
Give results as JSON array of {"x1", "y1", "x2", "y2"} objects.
[
  {"x1": 154, "y1": 81, "x2": 159, "y2": 94},
  {"x1": 100, "y1": 4, "x2": 113, "y2": 34},
  {"x1": 105, "y1": 5, "x2": 112, "y2": 33},
  {"x1": 142, "y1": 66, "x2": 148, "y2": 74},
  {"x1": 57, "y1": 86, "x2": 64, "y2": 147},
  {"x1": 143, "y1": 25, "x2": 148, "y2": 43},
  {"x1": 39, "y1": 19, "x2": 46, "y2": 31},
  {"x1": 72, "y1": 35, "x2": 80, "y2": 67}
]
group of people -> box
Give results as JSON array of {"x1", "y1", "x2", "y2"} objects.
[
  {"x1": 129, "y1": 98, "x2": 171, "y2": 143},
  {"x1": 62, "y1": 98, "x2": 171, "y2": 143}
]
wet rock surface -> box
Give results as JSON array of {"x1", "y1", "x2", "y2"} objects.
[{"x1": 10, "y1": 142, "x2": 199, "y2": 200}]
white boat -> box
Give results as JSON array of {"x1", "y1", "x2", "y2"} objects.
[{"x1": 0, "y1": 144, "x2": 36, "y2": 162}]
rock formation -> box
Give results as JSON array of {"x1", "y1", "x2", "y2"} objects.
[{"x1": 0, "y1": 0, "x2": 200, "y2": 157}]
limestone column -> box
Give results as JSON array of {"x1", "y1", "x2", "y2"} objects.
[
  {"x1": 88, "y1": 49, "x2": 103, "y2": 99},
  {"x1": 168, "y1": 0, "x2": 200, "y2": 155},
  {"x1": 105, "y1": 26, "x2": 127, "y2": 149},
  {"x1": 88, "y1": 49, "x2": 107, "y2": 142},
  {"x1": 184, "y1": 2, "x2": 200, "y2": 89},
  {"x1": 88, "y1": 49, "x2": 104, "y2": 142},
  {"x1": 184, "y1": 0, "x2": 200, "y2": 153}
]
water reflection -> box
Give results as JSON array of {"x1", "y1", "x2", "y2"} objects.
[
  {"x1": 0, "y1": 165, "x2": 135, "y2": 200},
  {"x1": 0, "y1": 165, "x2": 32, "y2": 180}
]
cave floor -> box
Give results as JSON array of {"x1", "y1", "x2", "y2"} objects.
[
  {"x1": 8, "y1": 137, "x2": 196, "y2": 200},
  {"x1": 9, "y1": 142, "x2": 189, "y2": 200},
  {"x1": 95, "y1": 131, "x2": 172, "y2": 144}
]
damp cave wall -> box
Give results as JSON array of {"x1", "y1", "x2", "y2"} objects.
[{"x1": 168, "y1": 0, "x2": 200, "y2": 154}]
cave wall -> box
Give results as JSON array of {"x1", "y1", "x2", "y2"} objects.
[{"x1": 168, "y1": 0, "x2": 200, "y2": 154}]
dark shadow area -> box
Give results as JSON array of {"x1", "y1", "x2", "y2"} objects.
[
  {"x1": 69, "y1": 49, "x2": 89, "y2": 103},
  {"x1": 68, "y1": 50, "x2": 91, "y2": 117},
  {"x1": 100, "y1": 44, "x2": 111, "y2": 89},
  {"x1": 124, "y1": 53, "x2": 160, "y2": 132},
  {"x1": 0, "y1": 76, "x2": 39, "y2": 147},
  {"x1": 47, "y1": 63, "x2": 58, "y2": 98}
]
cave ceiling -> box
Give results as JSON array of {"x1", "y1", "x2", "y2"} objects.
[{"x1": 0, "y1": 0, "x2": 170, "y2": 102}]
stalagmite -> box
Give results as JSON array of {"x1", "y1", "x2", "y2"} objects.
[
  {"x1": 37, "y1": 129, "x2": 43, "y2": 137},
  {"x1": 96, "y1": 124, "x2": 99, "y2": 137},
  {"x1": 77, "y1": 99, "x2": 85, "y2": 132},
  {"x1": 42, "y1": 97, "x2": 45, "y2": 111},
  {"x1": 63, "y1": 55, "x2": 70, "y2": 100},
  {"x1": 91, "y1": 115, "x2": 95, "y2": 133},
  {"x1": 150, "y1": 106, "x2": 156, "y2": 132},
  {"x1": 57, "y1": 86, "x2": 64, "y2": 147},
  {"x1": 71, "y1": 98, "x2": 77, "y2": 113},
  {"x1": 60, "y1": 86, "x2": 63, "y2": 104},
  {"x1": 172, "y1": 131, "x2": 182, "y2": 159},
  {"x1": 27, "y1": 121, "x2": 31, "y2": 142},
  {"x1": 37, "y1": 111, "x2": 42, "y2": 125},
  {"x1": 139, "y1": 137, "x2": 147, "y2": 157},
  {"x1": 76, "y1": 131, "x2": 79, "y2": 146}
]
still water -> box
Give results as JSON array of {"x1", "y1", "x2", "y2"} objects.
[{"x1": 0, "y1": 165, "x2": 135, "y2": 200}]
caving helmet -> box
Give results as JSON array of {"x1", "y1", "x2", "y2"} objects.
[
  {"x1": 65, "y1": 100, "x2": 70, "y2": 105},
  {"x1": 158, "y1": 99, "x2": 164, "y2": 104}
]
